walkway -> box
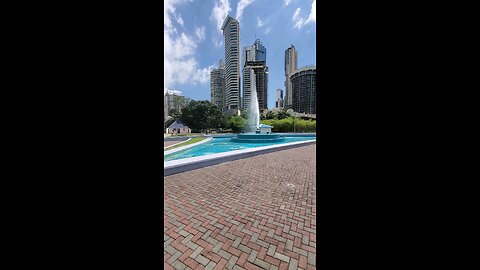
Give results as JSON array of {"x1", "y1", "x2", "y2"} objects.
[
  {"x1": 164, "y1": 144, "x2": 316, "y2": 270},
  {"x1": 164, "y1": 138, "x2": 189, "y2": 148}
]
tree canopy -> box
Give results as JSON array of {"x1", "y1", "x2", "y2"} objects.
[{"x1": 178, "y1": 100, "x2": 226, "y2": 132}]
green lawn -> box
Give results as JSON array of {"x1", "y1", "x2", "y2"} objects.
[{"x1": 164, "y1": 137, "x2": 206, "y2": 151}]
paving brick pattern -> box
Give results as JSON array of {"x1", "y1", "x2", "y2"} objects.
[{"x1": 164, "y1": 144, "x2": 316, "y2": 270}]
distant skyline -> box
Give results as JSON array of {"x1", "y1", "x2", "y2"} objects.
[{"x1": 164, "y1": 0, "x2": 316, "y2": 109}]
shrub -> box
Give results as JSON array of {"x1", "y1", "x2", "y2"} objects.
[{"x1": 260, "y1": 117, "x2": 316, "y2": 132}]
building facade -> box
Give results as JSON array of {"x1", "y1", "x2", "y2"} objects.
[
  {"x1": 242, "y1": 39, "x2": 268, "y2": 112},
  {"x1": 164, "y1": 93, "x2": 170, "y2": 122},
  {"x1": 290, "y1": 66, "x2": 316, "y2": 114},
  {"x1": 222, "y1": 15, "x2": 241, "y2": 114},
  {"x1": 164, "y1": 90, "x2": 189, "y2": 117},
  {"x1": 284, "y1": 45, "x2": 298, "y2": 109},
  {"x1": 210, "y1": 60, "x2": 225, "y2": 110},
  {"x1": 275, "y1": 88, "x2": 284, "y2": 108}
]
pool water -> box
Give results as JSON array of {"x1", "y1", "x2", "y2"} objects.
[{"x1": 164, "y1": 136, "x2": 316, "y2": 161}]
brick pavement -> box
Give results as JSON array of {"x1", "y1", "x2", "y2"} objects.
[{"x1": 164, "y1": 144, "x2": 316, "y2": 270}]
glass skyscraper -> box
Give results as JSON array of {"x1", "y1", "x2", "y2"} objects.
[{"x1": 243, "y1": 39, "x2": 268, "y2": 111}]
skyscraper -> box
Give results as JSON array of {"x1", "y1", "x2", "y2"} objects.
[
  {"x1": 284, "y1": 45, "x2": 298, "y2": 109},
  {"x1": 210, "y1": 60, "x2": 225, "y2": 110},
  {"x1": 291, "y1": 66, "x2": 316, "y2": 114},
  {"x1": 275, "y1": 89, "x2": 284, "y2": 108},
  {"x1": 222, "y1": 15, "x2": 241, "y2": 115},
  {"x1": 243, "y1": 39, "x2": 268, "y2": 112}
]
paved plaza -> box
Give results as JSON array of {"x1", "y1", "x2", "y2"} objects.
[
  {"x1": 164, "y1": 144, "x2": 316, "y2": 270},
  {"x1": 164, "y1": 138, "x2": 189, "y2": 148}
]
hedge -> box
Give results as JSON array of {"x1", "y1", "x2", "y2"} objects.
[{"x1": 261, "y1": 117, "x2": 316, "y2": 132}]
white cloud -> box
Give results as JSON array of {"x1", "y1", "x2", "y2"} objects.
[
  {"x1": 176, "y1": 15, "x2": 184, "y2": 26},
  {"x1": 235, "y1": 0, "x2": 255, "y2": 22},
  {"x1": 284, "y1": 0, "x2": 292, "y2": 6},
  {"x1": 195, "y1": 26, "x2": 206, "y2": 41},
  {"x1": 164, "y1": 88, "x2": 183, "y2": 96},
  {"x1": 294, "y1": 18, "x2": 305, "y2": 29},
  {"x1": 211, "y1": 0, "x2": 231, "y2": 33},
  {"x1": 164, "y1": 0, "x2": 213, "y2": 90},
  {"x1": 211, "y1": 0, "x2": 231, "y2": 47},
  {"x1": 306, "y1": 0, "x2": 316, "y2": 24},
  {"x1": 292, "y1": 7, "x2": 301, "y2": 22},
  {"x1": 292, "y1": 1, "x2": 315, "y2": 29},
  {"x1": 213, "y1": 36, "x2": 223, "y2": 48},
  {"x1": 192, "y1": 65, "x2": 215, "y2": 84},
  {"x1": 257, "y1": 17, "x2": 264, "y2": 27},
  {"x1": 265, "y1": 27, "x2": 271, "y2": 34}
]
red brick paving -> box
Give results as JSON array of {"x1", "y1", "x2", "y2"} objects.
[{"x1": 164, "y1": 144, "x2": 316, "y2": 269}]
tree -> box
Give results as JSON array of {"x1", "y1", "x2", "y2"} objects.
[
  {"x1": 171, "y1": 95, "x2": 189, "y2": 109},
  {"x1": 265, "y1": 111, "x2": 275, "y2": 119},
  {"x1": 227, "y1": 116, "x2": 247, "y2": 133},
  {"x1": 169, "y1": 108, "x2": 181, "y2": 120},
  {"x1": 179, "y1": 100, "x2": 226, "y2": 133},
  {"x1": 240, "y1": 110, "x2": 248, "y2": 119},
  {"x1": 206, "y1": 104, "x2": 226, "y2": 132},
  {"x1": 276, "y1": 111, "x2": 289, "y2": 120}
]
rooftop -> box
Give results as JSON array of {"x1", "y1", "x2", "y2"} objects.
[{"x1": 167, "y1": 121, "x2": 189, "y2": 129}]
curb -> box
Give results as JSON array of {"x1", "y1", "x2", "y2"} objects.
[
  {"x1": 164, "y1": 137, "x2": 213, "y2": 156},
  {"x1": 164, "y1": 139, "x2": 316, "y2": 176}
]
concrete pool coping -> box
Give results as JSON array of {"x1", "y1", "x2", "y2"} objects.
[
  {"x1": 164, "y1": 137, "x2": 212, "y2": 155},
  {"x1": 164, "y1": 138, "x2": 316, "y2": 176},
  {"x1": 210, "y1": 133, "x2": 316, "y2": 138}
]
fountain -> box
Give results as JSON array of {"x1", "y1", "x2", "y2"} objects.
[{"x1": 231, "y1": 70, "x2": 283, "y2": 143}]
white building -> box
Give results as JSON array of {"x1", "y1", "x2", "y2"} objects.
[
  {"x1": 166, "y1": 121, "x2": 191, "y2": 134},
  {"x1": 222, "y1": 15, "x2": 241, "y2": 115}
]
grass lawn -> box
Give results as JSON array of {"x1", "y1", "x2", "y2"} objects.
[{"x1": 164, "y1": 137, "x2": 206, "y2": 151}]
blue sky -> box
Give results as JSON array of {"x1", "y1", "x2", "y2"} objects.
[{"x1": 164, "y1": 0, "x2": 316, "y2": 109}]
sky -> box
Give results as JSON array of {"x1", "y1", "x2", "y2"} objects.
[{"x1": 164, "y1": 0, "x2": 316, "y2": 109}]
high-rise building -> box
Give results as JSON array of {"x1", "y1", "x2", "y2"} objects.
[
  {"x1": 210, "y1": 60, "x2": 225, "y2": 110},
  {"x1": 164, "y1": 90, "x2": 189, "y2": 116},
  {"x1": 243, "y1": 39, "x2": 268, "y2": 112},
  {"x1": 164, "y1": 93, "x2": 170, "y2": 122},
  {"x1": 291, "y1": 66, "x2": 316, "y2": 114},
  {"x1": 222, "y1": 15, "x2": 241, "y2": 115},
  {"x1": 275, "y1": 89, "x2": 284, "y2": 108},
  {"x1": 243, "y1": 38, "x2": 266, "y2": 65},
  {"x1": 284, "y1": 45, "x2": 298, "y2": 109}
]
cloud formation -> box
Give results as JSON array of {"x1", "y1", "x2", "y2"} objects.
[
  {"x1": 257, "y1": 17, "x2": 264, "y2": 28},
  {"x1": 164, "y1": 88, "x2": 183, "y2": 95},
  {"x1": 195, "y1": 26, "x2": 206, "y2": 41},
  {"x1": 211, "y1": 0, "x2": 231, "y2": 33},
  {"x1": 211, "y1": 0, "x2": 231, "y2": 48},
  {"x1": 176, "y1": 14, "x2": 184, "y2": 27},
  {"x1": 164, "y1": 0, "x2": 212, "y2": 90},
  {"x1": 235, "y1": 0, "x2": 255, "y2": 22},
  {"x1": 306, "y1": 0, "x2": 316, "y2": 24},
  {"x1": 284, "y1": 0, "x2": 292, "y2": 6},
  {"x1": 292, "y1": 0, "x2": 316, "y2": 29}
]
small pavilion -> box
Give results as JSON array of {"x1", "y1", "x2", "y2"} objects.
[{"x1": 257, "y1": 124, "x2": 273, "y2": 134}]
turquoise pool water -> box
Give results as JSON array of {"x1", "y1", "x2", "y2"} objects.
[{"x1": 164, "y1": 136, "x2": 316, "y2": 161}]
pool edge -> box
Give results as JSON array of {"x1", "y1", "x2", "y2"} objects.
[{"x1": 164, "y1": 139, "x2": 316, "y2": 176}]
